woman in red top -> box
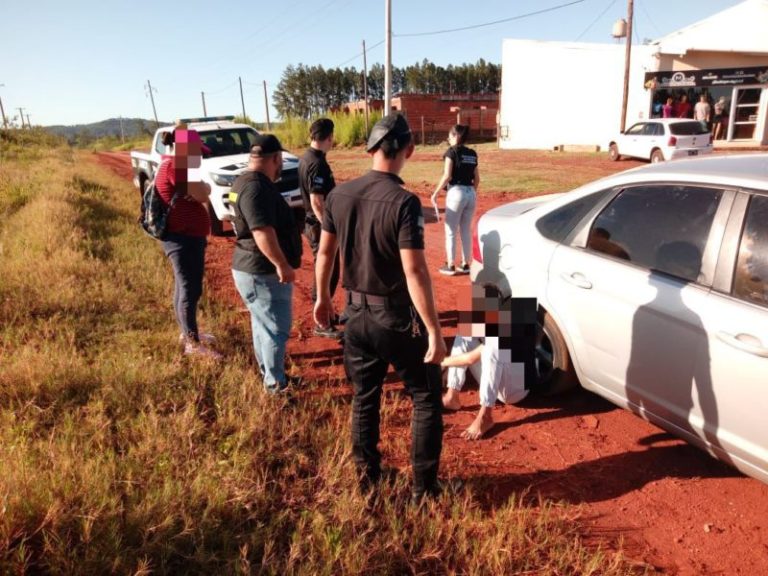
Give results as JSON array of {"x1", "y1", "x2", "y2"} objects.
[{"x1": 156, "y1": 128, "x2": 219, "y2": 358}]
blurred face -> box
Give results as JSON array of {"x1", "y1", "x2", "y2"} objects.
[
  {"x1": 448, "y1": 132, "x2": 457, "y2": 146},
  {"x1": 174, "y1": 130, "x2": 202, "y2": 169}
]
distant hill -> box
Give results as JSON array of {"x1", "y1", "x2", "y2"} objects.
[{"x1": 45, "y1": 118, "x2": 168, "y2": 143}]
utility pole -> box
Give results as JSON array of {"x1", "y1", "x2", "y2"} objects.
[
  {"x1": 0, "y1": 84, "x2": 7, "y2": 129},
  {"x1": 362, "y1": 40, "x2": 370, "y2": 134},
  {"x1": 620, "y1": 0, "x2": 634, "y2": 133},
  {"x1": 263, "y1": 80, "x2": 271, "y2": 131},
  {"x1": 119, "y1": 115, "x2": 125, "y2": 143},
  {"x1": 384, "y1": 0, "x2": 392, "y2": 116},
  {"x1": 201, "y1": 91, "x2": 207, "y2": 116},
  {"x1": 238, "y1": 76, "x2": 247, "y2": 120},
  {"x1": 17, "y1": 107, "x2": 25, "y2": 129},
  {"x1": 26, "y1": 114, "x2": 31, "y2": 128},
  {"x1": 146, "y1": 80, "x2": 159, "y2": 128}
]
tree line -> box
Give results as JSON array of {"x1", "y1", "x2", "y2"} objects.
[{"x1": 273, "y1": 58, "x2": 501, "y2": 119}]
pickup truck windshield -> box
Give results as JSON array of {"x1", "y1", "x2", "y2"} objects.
[{"x1": 198, "y1": 128, "x2": 258, "y2": 158}]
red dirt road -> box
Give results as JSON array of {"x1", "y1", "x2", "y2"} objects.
[{"x1": 95, "y1": 149, "x2": 768, "y2": 575}]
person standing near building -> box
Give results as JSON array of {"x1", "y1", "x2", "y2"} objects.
[
  {"x1": 713, "y1": 96, "x2": 728, "y2": 140},
  {"x1": 675, "y1": 93, "x2": 692, "y2": 118},
  {"x1": 694, "y1": 94, "x2": 711, "y2": 130},
  {"x1": 299, "y1": 118, "x2": 342, "y2": 339},
  {"x1": 662, "y1": 97, "x2": 675, "y2": 118},
  {"x1": 314, "y1": 114, "x2": 447, "y2": 501},
  {"x1": 230, "y1": 134, "x2": 302, "y2": 394},
  {"x1": 431, "y1": 124, "x2": 480, "y2": 276}
]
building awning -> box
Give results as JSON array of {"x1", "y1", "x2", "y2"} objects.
[{"x1": 652, "y1": 0, "x2": 768, "y2": 56}]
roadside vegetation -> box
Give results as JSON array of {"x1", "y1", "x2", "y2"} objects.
[{"x1": 0, "y1": 133, "x2": 640, "y2": 574}]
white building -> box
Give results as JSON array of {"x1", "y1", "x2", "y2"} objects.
[{"x1": 498, "y1": 0, "x2": 768, "y2": 150}]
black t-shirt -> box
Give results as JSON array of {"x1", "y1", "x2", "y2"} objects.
[
  {"x1": 444, "y1": 145, "x2": 478, "y2": 186},
  {"x1": 323, "y1": 170, "x2": 425, "y2": 297},
  {"x1": 299, "y1": 147, "x2": 336, "y2": 222},
  {"x1": 231, "y1": 170, "x2": 302, "y2": 274}
]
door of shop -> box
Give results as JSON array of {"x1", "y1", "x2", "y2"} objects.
[{"x1": 728, "y1": 87, "x2": 762, "y2": 140}]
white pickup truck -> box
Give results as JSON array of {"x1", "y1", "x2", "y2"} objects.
[{"x1": 130, "y1": 116, "x2": 301, "y2": 235}]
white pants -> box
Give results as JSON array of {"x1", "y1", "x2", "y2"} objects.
[
  {"x1": 444, "y1": 185, "x2": 476, "y2": 264},
  {"x1": 447, "y1": 335, "x2": 528, "y2": 408}
]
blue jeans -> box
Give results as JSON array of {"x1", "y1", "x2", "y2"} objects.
[
  {"x1": 161, "y1": 233, "x2": 207, "y2": 341},
  {"x1": 232, "y1": 269, "x2": 293, "y2": 392},
  {"x1": 444, "y1": 185, "x2": 476, "y2": 265}
]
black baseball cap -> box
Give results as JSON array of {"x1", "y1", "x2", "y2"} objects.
[
  {"x1": 250, "y1": 133, "x2": 288, "y2": 157},
  {"x1": 310, "y1": 118, "x2": 334, "y2": 140},
  {"x1": 366, "y1": 113, "x2": 412, "y2": 152}
]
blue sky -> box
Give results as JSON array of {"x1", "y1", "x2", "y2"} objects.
[{"x1": 0, "y1": 0, "x2": 743, "y2": 126}]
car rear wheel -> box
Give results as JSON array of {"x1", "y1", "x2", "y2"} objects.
[
  {"x1": 650, "y1": 149, "x2": 664, "y2": 163},
  {"x1": 207, "y1": 202, "x2": 225, "y2": 236},
  {"x1": 536, "y1": 312, "x2": 579, "y2": 395},
  {"x1": 609, "y1": 143, "x2": 621, "y2": 161}
]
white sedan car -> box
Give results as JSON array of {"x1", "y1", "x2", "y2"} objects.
[
  {"x1": 471, "y1": 154, "x2": 768, "y2": 483},
  {"x1": 608, "y1": 118, "x2": 713, "y2": 163}
]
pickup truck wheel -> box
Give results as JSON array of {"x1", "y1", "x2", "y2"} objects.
[
  {"x1": 207, "y1": 202, "x2": 225, "y2": 236},
  {"x1": 608, "y1": 143, "x2": 621, "y2": 161},
  {"x1": 537, "y1": 312, "x2": 579, "y2": 395},
  {"x1": 650, "y1": 149, "x2": 664, "y2": 163}
]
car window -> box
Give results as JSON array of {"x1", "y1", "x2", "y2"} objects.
[
  {"x1": 536, "y1": 189, "x2": 612, "y2": 243},
  {"x1": 625, "y1": 123, "x2": 646, "y2": 135},
  {"x1": 154, "y1": 133, "x2": 168, "y2": 155},
  {"x1": 200, "y1": 129, "x2": 258, "y2": 158},
  {"x1": 669, "y1": 121, "x2": 709, "y2": 136},
  {"x1": 586, "y1": 185, "x2": 723, "y2": 283},
  {"x1": 733, "y1": 195, "x2": 768, "y2": 307},
  {"x1": 643, "y1": 123, "x2": 662, "y2": 136}
]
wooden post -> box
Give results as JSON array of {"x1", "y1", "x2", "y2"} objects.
[{"x1": 620, "y1": 0, "x2": 634, "y2": 132}]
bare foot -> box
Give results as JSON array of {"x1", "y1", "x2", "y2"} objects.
[
  {"x1": 461, "y1": 411, "x2": 494, "y2": 440},
  {"x1": 442, "y1": 389, "x2": 462, "y2": 411}
]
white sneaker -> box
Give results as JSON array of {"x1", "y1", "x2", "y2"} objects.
[
  {"x1": 179, "y1": 332, "x2": 217, "y2": 344},
  {"x1": 183, "y1": 341, "x2": 223, "y2": 361}
]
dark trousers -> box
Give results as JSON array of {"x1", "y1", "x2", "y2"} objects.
[
  {"x1": 304, "y1": 219, "x2": 340, "y2": 303},
  {"x1": 161, "y1": 233, "x2": 207, "y2": 340},
  {"x1": 343, "y1": 300, "x2": 443, "y2": 495}
]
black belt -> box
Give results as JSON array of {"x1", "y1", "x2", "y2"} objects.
[{"x1": 347, "y1": 290, "x2": 411, "y2": 308}]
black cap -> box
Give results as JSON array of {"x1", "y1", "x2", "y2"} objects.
[
  {"x1": 310, "y1": 118, "x2": 334, "y2": 141},
  {"x1": 366, "y1": 114, "x2": 411, "y2": 152},
  {"x1": 250, "y1": 133, "x2": 288, "y2": 157}
]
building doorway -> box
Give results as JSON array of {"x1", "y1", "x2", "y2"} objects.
[{"x1": 728, "y1": 87, "x2": 762, "y2": 140}]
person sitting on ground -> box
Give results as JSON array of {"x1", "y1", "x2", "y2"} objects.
[{"x1": 441, "y1": 284, "x2": 535, "y2": 440}]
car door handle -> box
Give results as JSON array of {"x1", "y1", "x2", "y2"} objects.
[
  {"x1": 560, "y1": 272, "x2": 593, "y2": 289},
  {"x1": 716, "y1": 332, "x2": 768, "y2": 358}
]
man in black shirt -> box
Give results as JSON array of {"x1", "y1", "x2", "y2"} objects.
[
  {"x1": 299, "y1": 118, "x2": 341, "y2": 339},
  {"x1": 314, "y1": 114, "x2": 447, "y2": 501},
  {"x1": 230, "y1": 134, "x2": 302, "y2": 393}
]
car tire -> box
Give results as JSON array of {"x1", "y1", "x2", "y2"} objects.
[
  {"x1": 207, "y1": 202, "x2": 225, "y2": 236},
  {"x1": 537, "y1": 312, "x2": 579, "y2": 395},
  {"x1": 650, "y1": 149, "x2": 664, "y2": 163},
  {"x1": 609, "y1": 143, "x2": 621, "y2": 161}
]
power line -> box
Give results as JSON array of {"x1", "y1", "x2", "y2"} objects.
[
  {"x1": 637, "y1": 0, "x2": 661, "y2": 37},
  {"x1": 337, "y1": 39, "x2": 385, "y2": 68},
  {"x1": 575, "y1": 0, "x2": 618, "y2": 41},
  {"x1": 394, "y1": 0, "x2": 587, "y2": 38}
]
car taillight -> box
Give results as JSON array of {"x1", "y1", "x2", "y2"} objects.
[
  {"x1": 472, "y1": 220, "x2": 482, "y2": 263},
  {"x1": 668, "y1": 136, "x2": 677, "y2": 146}
]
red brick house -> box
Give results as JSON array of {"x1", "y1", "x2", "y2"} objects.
[{"x1": 340, "y1": 93, "x2": 499, "y2": 143}]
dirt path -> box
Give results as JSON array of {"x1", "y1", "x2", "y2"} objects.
[{"x1": 94, "y1": 148, "x2": 768, "y2": 575}]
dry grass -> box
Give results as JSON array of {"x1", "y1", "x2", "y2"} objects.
[{"x1": 0, "y1": 137, "x2": 644, "y2": 574}]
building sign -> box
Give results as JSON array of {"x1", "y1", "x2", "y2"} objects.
[{"x1": 644, "y1": 66, "x2": 768, "y2": 90}]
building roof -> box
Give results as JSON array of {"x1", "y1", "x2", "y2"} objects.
[{"x1": 653, "y1": 0, "x2": 768, "y2": 55}]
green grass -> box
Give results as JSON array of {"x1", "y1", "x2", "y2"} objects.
[{"x1": 0, "y1": 143, "x2": 643, "y2": 574}]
